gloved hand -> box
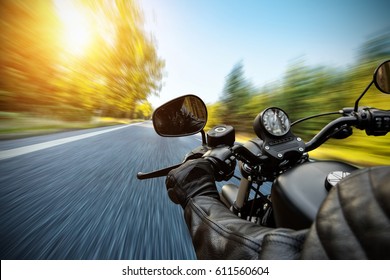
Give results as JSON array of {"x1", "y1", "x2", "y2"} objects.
[
  {"x1": 165, "y1": 159, "x2": 220, "y2": 208},
  {"x1": 183, "y1": 145, "x2": 210, "y2": 161}
]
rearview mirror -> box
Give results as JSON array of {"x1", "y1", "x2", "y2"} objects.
[
  {"x1": 152, "y1": 95, "x2": 208, "y2": 137},
  {"x1": 374, "y1": 60, "x2": 390, "y2": 94}
]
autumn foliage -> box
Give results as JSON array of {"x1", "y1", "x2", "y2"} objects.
[{"x1": 0, "y1": 0, "x2": 164, "y2": 121}]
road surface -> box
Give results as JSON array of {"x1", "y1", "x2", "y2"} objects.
[{"x1": 0, "y1": 122, "x2": 207, "y2": 259}]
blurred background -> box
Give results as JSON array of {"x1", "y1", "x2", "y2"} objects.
[
  {"x1": 0, "y1": 0, "x2": 389, "y2": 260},
  {"x1": 207, "y1": 57, "x2": 390, "y2": 166},
  {"x1": 1, "y1": 0, "x2": 389, "y2": 165},
  {"x1": 0, "y1": 0, "x2": 163, "y2": 131}
]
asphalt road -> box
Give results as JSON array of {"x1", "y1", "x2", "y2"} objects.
[{"x1": 0, "y1": 121, "x2": 208, "y2": 260}]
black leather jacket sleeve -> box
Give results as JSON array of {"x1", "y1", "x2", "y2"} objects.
[
  {"x1": 301, "y1": 165, "x2": 390, "y2": 259},
  {"x1": 184, "y1": 196, "x2": 307, "y2": 259},
  {"x1": 183, "y1": 166, "x2": 390, "y2": 260}
]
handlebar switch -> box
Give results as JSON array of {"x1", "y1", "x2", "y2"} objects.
[{"x1": 365, "y1": 109, "x2": 390, "y2": 136}]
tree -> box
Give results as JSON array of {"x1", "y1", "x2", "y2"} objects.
[
  {"x1": 0, "y1": 0, "x2": 165, "y2": 120},
  {"x1": 0, "y1": 0, "x2": 62, "y2": 113},
  {"x1": 358, "y1": 30, "x2": 390, "y2": 63},
  {"x1": 134, "y1": 100, "x2": 152, "y2": 119},
  {"x1": 221, "y1": 61, "x2": 254, "y2": 130},
  {"x1": 94, "y1": 0, "x2": 164, "y2": 118}
]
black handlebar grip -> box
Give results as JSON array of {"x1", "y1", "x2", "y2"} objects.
[{"x1": 203, "y1": 146, "x2": 236, "y2": 182}]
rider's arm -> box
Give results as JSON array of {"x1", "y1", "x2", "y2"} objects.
[
  {"x1": 166, "y1": 160, "x2": 390, "y2": 259},
  {"x1": 185, "y1": 195, "x2": 307, "y2": 259},
  {"x1": 166, "y1": 159, "x2": 307, "y2": 259}
]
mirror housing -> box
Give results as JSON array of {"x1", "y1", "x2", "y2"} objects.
[
  {"x1": 374, "y1": 60, "x2": 390, "y2": 94},
  {"x1": 152, "y1": 95, "x2": 208, "y2": 137},
  {"x1": 354, "y1": 60, "x2": 390, "y2": 111}
]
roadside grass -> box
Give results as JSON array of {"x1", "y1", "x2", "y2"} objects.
[
  {"x1": 0, "y1": 112, "x2": 145, "y2": 140},
  {"x1": 308, "y1": 144, "x2": 390, "y2": 167}
]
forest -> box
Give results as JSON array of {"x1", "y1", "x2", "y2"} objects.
[{"x1": 208, "y1": 31, "x2": 390, "y2": 166}]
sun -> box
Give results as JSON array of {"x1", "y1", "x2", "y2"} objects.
[{"x1": 54, "y1": 0, "x2": 94, "y2": 56}]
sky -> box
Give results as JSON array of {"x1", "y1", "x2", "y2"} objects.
[{"x1": 140, "y1": 0, "x2": 390, "y2": 107}]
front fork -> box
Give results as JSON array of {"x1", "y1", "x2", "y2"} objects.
[
  {"x1": 221, "y1": 177, "x2": 274, "y2": 225},
  {"x1": 220, "y1": 177, "x2": 251, "y2": 215},
  {"x1": 233, "y1": 177, "x2": 251, "y2": 214}
]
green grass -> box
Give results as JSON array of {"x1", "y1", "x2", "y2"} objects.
[{"x1": 0, "y1": 113, "x2": 143, "y2": 139}]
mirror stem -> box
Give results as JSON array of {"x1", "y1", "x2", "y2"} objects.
[
  {"x1": 201, "y1": 130, "x2": 207, "y2": 145},
  {"x1": 354, "y1": 80, "x2": 373, "y2": 112}
]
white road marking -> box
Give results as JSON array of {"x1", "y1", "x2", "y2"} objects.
[{"x1": 0, "y1": 124, "x2": 137, "y2": 161}]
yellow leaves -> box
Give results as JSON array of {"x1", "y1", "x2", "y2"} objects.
[
  {"x1": 134, "y1": 101, "x2": 152, "y2": 119},
  {"x1": 0, "y1": 0, "x2": 164, "y2": 119}
]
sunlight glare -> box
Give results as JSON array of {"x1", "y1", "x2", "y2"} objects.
[{"x1": 54, "y1": 0, "x2": 93, "y2": 56}]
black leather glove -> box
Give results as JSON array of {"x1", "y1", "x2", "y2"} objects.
[
  {"x1": 183, "y1": 146, "x2": 210, "y2": 161},
  {"x1": 165, "y1": 159, "x2": 220, "y2": 208}
]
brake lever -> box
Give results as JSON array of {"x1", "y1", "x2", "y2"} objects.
[
  {"x1": 137, "y1": 163, "x2": 182, "y2": 180},
  {"x1": 137, "y1": 146, "x2": 209, "y2": 180}
]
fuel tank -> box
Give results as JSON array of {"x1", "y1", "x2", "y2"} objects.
[{"x1": 271, "y1": 160, "x2": 358, "y2": 230}]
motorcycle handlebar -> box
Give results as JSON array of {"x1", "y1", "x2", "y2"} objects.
[
  {"x1": 137, "y1": 109, "x2": 389, "y2": 181},
  {"x1": 305, "y1": 116, "x2": 358, "y2": 152},
  {"x1": 305, "y1": 108, "x2": 390, "y2": 152}
]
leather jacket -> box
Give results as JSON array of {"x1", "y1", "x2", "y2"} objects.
[{"x1": 177, "y1": 165, "x2": 390, "y2": 259}]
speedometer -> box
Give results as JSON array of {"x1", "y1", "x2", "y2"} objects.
[{"x1": 261, "y1": 108, "x2": 290, "y2": 137}]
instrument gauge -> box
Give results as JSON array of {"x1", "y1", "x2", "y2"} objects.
[{"x1": 261, "y1": 108, "x2": 290, "y2": 137}]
